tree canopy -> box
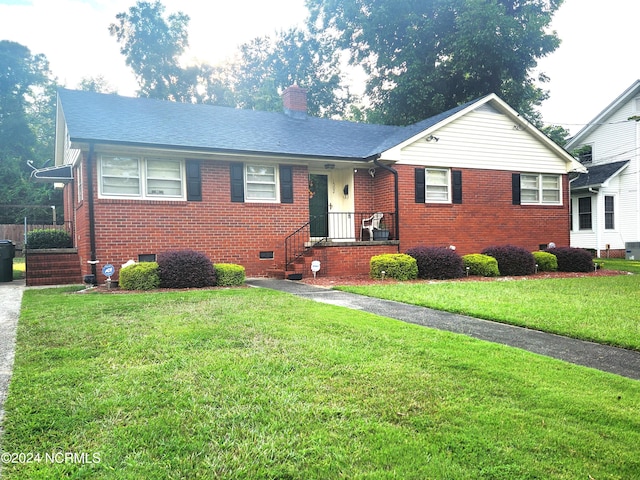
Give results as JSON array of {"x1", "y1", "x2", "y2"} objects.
[
  {"x1": 109, "y1": 0, "x2": 192, "y2": 101},
  {"x1": 0, "y1": 40, "x2": 60, "y2": 223},
  {"x1": 232, "y1": 28, "x2": 353, "y2": 117},
  {"x1": 109, "y1": 1, "x2": 350, "y2": 115},
  {"x1": 306, "y1": 0, "x2": 564, "y2": 125},
  {"x1": 110, "y1": 0, "x2": 564, "y2": 127}
]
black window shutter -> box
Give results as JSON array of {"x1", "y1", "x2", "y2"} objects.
[
  {"x1": 186, "y1": 160, "x2": 202, "y2": 201},
  {"x1": 230, "y1": 163, "x2": 244, "y2": 202},
  {"x1": 415, "y1": 168, "x2": 426, "y2": 203},
  {"x1": 452, "y1": 170, "x2": 462, "y2": 204},
  {"x1": 280, "y1": 165, "x2": 294, "y2": 204},
  {"x1": 512, "y1": 173, "x2": 521, "y2": 205}
]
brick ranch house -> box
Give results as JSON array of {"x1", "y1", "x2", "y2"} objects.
[{"x1": 37, "y1": 86, "x2": 585, "y2": 282}]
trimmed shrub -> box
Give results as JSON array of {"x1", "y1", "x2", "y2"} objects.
[
  {"x1": 545, "y1": 247, "x2": 594, "y2": 272},
  {"x1": 370, "y1": 254, "x2": 418, "y2": 281},
  {"x1": 157, "y1": 250, "x2": 216, "y2": 288},
  {"x1": 119, "y1": 262, "x2": 160, "y2": 290},
  {"x1": 406, "y1": 246, "x2": 464, "y2": 279},
  {"x1": 481, "y1": 245, "x2": 536, "y2": 276},
  {"x1": 533, "y1": 251, "x2": 558, "y2": 272},
  {"x1": 26, "y1": 229, "x2": 72, "y2": 249},
  {"x1": 462, "y1": 254, "x2": 500, "y2": 277},
  {"x1": 215, "y1": 263, "x2": 245, "y2": 287}
]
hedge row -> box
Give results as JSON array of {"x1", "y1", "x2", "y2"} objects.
[
  {"x1": 119, "y1": 249, "x2": 245, "y2": 290},
  {"x1": 26, "y1": 229, "x2": 72, "y2": 249},
  {"x1": 371, "y1": 245, "x2": 594, "y2": 280}
]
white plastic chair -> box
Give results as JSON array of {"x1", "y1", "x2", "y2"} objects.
[{"x1": 362, "y1": 212, "x2": 383, "y2": 240}]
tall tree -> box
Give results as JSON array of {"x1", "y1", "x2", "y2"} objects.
[
  {"x1": 307, "y1": 0, "x2": 563, "y2": 125},
  {"x1": 109, "y1": 0, "x2": 190, "y2": 100},
  {"x1": 0, "y1": 40, "x2": 60, "y2": 224},
  {"x1": 233, "y1": 28, "x2": 353, "y2": 118},
  {"x1": 78, "y1": 75, "x2": 117, "y2": 94},
  {"x1": 110, "y1": 0, "x2": 235, "y2": 105}
]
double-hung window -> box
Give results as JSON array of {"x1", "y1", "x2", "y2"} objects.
[
  {"x1": 245, "y1": 165, "x2": 278, "y2": 202},
  {"x1": 231, "y1": 163, "x2": 293, "y2": 204},
  {"x1": 99, "y1": 156, "x2": 184, "y2": 199},
  {"x1": 605, "y1": 195, "x2": 615, "y2": 230},
  {"x1": 146, "y1": 159, "x2": 183, "y2": 197},
  {"x1": 520, "y1": 174, "x2": 561, "y2": 205},
  {"x1": 425, "y1": 168, "x2": 450, "y2": 202},
  {"x1": 415, "y1": 168, "x2": 462, "y2": 204},
  {"x1": 578, "y1": 197, "x2": 592, "y2": 230}
]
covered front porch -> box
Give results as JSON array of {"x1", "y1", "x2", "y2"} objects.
[{"x1": 279, "y1": 211, "x2": 399, "y2": 280}]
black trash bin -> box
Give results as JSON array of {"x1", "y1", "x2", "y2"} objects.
[{"x1": 0, "y1": 240, "x2": 16, "y2": 282}]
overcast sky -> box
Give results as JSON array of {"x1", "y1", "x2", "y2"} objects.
[{"x1": 1, "y1": 0, "x2": 638, "y2": 134}]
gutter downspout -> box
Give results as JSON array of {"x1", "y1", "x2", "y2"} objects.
[
  {"x1": 373, "y1": 156, "x2": 400, "y2": 251},
  {"x1": 87, "y1": 144, "x2": 98, "y2": 284}
]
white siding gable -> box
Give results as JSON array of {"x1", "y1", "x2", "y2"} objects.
[
  {"x1": 383, "y1": 102, "x2": 571, "y2": 174},
  {"x1": 576, "y1": 97, "x2": 638, "y2": 166}
]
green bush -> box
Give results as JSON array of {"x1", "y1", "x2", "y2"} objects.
[
  {"x1": 119, "y1": 262, "x2": 160, "y2": 290},
  {"x1": 546, "y1": 247, "x2": 594, "y2": 272},
  {"x1": 482, "y1": 245, "x2": 536, "y2": 276},
  {"x1": 370, "y1": 253, "x2": 418, "y2": 281},
  {"x1": 462, "y1": 254, "x2": 500, "y2": 277},
  {"x1": 406, "y1": 246, "x2": 464, "y2": 279},
  {"x1": 26, "y1": 229, "x2": 72, "y2": 249},
  {"x1": 158, "y1": 250, "x2": 216, "y2": 288},
  {"x1": 214, "y1": 263, "x2": 245, "y2": 286},
  {"x1": 533, "y1": 251, "x2": 558, "y2": 272}
]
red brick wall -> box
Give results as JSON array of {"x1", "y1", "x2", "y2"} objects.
[
  {"x1": 64, "y1": 153, "x2": 572, "y2": 282},
  {"x1": 309, "y1": 243, "x2": 399, "y2": 277},
  {"x1": 25, "y1": 249, "x2": 81, "y2": 286},
  {"x1": 71, "y1": 158, "x2": 310, "y2": 281},
  {"x1": 396, "y1": 165, "x2": 570, "y2": 255}
]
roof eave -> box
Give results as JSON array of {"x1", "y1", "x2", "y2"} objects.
[{"x1": 69, "y1": 137, "x2": 373, "y2": 163}]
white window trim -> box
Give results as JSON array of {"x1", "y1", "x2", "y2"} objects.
[
  {"x1": 425, "y1": 167, "x2": 451, "y2": 204},
  {"x1": 521, "y1": 173, "x2": 562, "y2": 206},
  {"x1": 244, "y1": 164, "x2": 280, "y2": 203},
  {"x1": 98, "y1": 156, "x2": 186, "y2": 200}
]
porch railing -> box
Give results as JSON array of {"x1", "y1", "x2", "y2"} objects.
[{"x1": 284, "y1": 211, "x2": 397, "y2": 270}]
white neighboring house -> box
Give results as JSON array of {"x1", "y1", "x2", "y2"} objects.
[{"x1": 566, "y1": 80, "x2": 640, "y2": 258}]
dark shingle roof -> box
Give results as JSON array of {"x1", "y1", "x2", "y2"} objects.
[
  {"x1": 570, "y1": 160, "x2": 629, "y2": 189},
  {"x1": 58, "y1": 89, "x2": 479, "y2": 160}
]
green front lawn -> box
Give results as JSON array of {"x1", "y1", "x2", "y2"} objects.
[
  {"x1": 597, "y1": 258, "x2": 640, "y2": 274},
  {"x1": 1, "y1": 287, "x2": 639, "y2": 479},
  {"x1": 338, "y1": 274, "x2": 640, "y2": 350}
]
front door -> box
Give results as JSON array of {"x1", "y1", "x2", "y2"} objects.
[{"x1": 309, "y1": 174, "x2": 328, "y2": 237}]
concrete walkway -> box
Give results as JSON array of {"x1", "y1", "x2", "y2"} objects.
[
  {"x1": 0, "y1": 279, "x2": 23, "y2": 435},
  {"x1": 246, "y1": 278, "x2": 640, "y2": 381}
]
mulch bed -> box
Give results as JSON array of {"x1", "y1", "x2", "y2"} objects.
[
  {"x1": 78, "y1": 269, "x2": 630, "y2": 293},
  {"x1": 300, "y1": 268, "x2": 629, "y2": 287}
]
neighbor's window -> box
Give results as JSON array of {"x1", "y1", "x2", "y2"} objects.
[
  {"x1": 245, "y1": 165, "x2": 278, "y2": 202},
  {"x1": 578, "y1": 196, "x2": 592, "y2": 230},
  {"x1": 521, "y1": 174, "x2": 561, "y2": 205},
  {"x1": 605, "y1": 195, "x2": 615, "y2": 230},
  {"x1": 99, "y1": 156, "x2": 184, "y2": 199},
  {"x1": 425, "y1": 168, "x2": 450, "y2": 202}
]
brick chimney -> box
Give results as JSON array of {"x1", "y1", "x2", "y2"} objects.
[{"x1": 282, "y1": 84, "x2": 307, "y2": 119}]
